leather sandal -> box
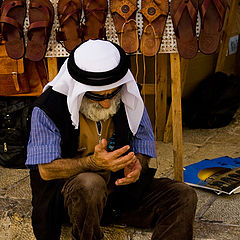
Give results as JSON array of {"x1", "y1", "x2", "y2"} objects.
[
  {"x1": 56, "y1": 0, "x2": 83, "y2": 52},
  {"x1": 25, "y1": 0, "x2": 54, "y2": 61},
  {"x1": 199, "y1": 0, "x2": 227, "y2": 55},
  {"x1": 110, "y1": 0, "x2": 139, "y2": 54},
  {"x1": 140, "y1": 0, "x2": 169, "y2": 56},
  {"x1": 83, "y1": 0, "x2": 108, "y2": 41},
  {"x1": 0, "y1": 0, "x2": 26, "y2": 59},
  {"x1": 170, "y1": 0, "x2": 198, "y2": 59}
]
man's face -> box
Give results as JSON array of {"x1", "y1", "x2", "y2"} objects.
[
  {"x1": 85, "y1": 87, "x2": 120, "y2": 109},
  {"x1": 80, "y1": 87, "x2": 121, "y2": 122}
]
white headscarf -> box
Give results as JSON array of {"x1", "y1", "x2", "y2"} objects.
[{"x1": 43, "y1": 40, "x2": 144, "y2": 135}]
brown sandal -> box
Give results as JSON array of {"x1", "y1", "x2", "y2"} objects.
[
  {"x1": 56, "y1": 0, "x2": 83, "y2": 52},
  {"x1": 25, "y1": 0, "x2": 54, "y2": 61},
  {"x1": 110, "y1": 0, "x2": 139, "y2": 54},
  {"x1": 199, "y1": 0, "x2": 227, "y2": 54},
  {"x1": 0, "y1": 0, "x2": 26, "y2": 59},
  {"x1": 83, "y1": 0, "x2": 108, "y2": 41},
  {"x1": 170, "y1": 0, "x2": 198, "y2": 59},
  {"x1": 140, "y1": 0, "x2": 169, "y2": 56}
]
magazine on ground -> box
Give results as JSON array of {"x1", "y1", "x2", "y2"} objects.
[{"x1": 183, "y1": 156, "x2": 240, "y2": 195}]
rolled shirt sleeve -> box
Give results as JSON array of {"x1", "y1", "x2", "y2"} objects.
[
  {"x1": 26, "y1": 107, "x2": 62, "y2": 167},
  {"x1": 131, "y1": 107, "x2": 156, "y2": 158}
]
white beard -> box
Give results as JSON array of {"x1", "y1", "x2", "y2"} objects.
[{"x1": 80, "y1": 93, "x2": 121, "y2": 122}]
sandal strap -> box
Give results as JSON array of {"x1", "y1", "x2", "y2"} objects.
[
  {"x1": 1, "y1": 0, "x2": 25, "y2": 17},
  {"x1": 172, "y1": 0, "x2": 197, "y2": 38},
  {"x1": 58, "y1": 1, "x2": 81, "y2": 26},
  {"x1": 143, "y1": 23, "x2": 162, "y2": 39},
  {"x1": 59, "y1": 8, "x2": 80, "y2": 25},
  {"x1": 140, "y1": 1, "x2": 168, "y2": 23},
  {"x1": 200, "y1": 0, "x2": 226, "y2": 31},
  {"x1": 119, "y1": 18, "x2": 137, "y2": 46},
  {"x1": 117, "y1": 18, "x2": 137, "y2": 33},
  {"x1": 29, "y1": 2, "x2": 51, "y2": 23},
  {"x1": 85, "y1": 7, "x2": 107, "y2": 24},
  {"x1": 0, "y1": 0, "x2": 25, "y2": 37},
  {"x1": 28, "y1": 20, "x2": 49, "y2": 30},
  {"x1": 111, "y1": 0, "x2": 137, "y2": 20},
  {"x1": 27, "y1": 20, "x2": 49, "y2": 41},
  {"x1": 85, "y1": 0, "x2": 108, "y2": 25},
  {"x1": 27, "y1": 2, "x2": 53, "y2": 41},
  {"x1": 0, "y1": 16, "x2": 22, "y2": 34}
]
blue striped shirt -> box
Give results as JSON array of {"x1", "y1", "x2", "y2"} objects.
[{"x1": 26, "y1": 107, "x2": 156, "y2": 167}]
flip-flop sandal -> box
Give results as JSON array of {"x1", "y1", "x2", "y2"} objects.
[
  {"x1": 170, "y1": 0, "x2": 198, "y2": 59},
  {"x1": 140, "y1": 0, "x2": 169, "y2": 56},
  {"x1": 83, "y1": 0, "x2": 108, "y2": 41},
  {"x1": 110, "y1": 0, "x2": 139, "y2": 54},
  {"x1": 199, "y1": 0, "x2": 227, "y2": 55},
  {"x1": 56, "y1": 0, "x2": 83, "y2": 52},
  {"x1": 25, "y1": 0, "x2": 54, "y2": 61},
  {"x1": 0, "y1": 0, "x2": 26, "y2": 59}
]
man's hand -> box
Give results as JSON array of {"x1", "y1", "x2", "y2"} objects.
[
  {"x1": 115, "y1": 159, "x2": 142, "y2": 186},
  {"x1": 90, "y1": 139, "x2": 136, "y2": 172}
]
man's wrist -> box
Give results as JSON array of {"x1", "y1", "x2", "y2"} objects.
[
  {"x1": 84, "y1": 155, "x2": 101, "y2": 171},
  {"x1": 136, "y1": 153, "x2": 150, "y2": 172}
]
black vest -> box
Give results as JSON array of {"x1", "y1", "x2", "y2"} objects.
[
  {"x1": 33, "y1": 87, "x2": 155, "y2": 209},
  {"x1": 33, "y1": 87, "x2": 132, "y2": 158}
]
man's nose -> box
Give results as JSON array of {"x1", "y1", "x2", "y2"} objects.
[{"x1": 99, "y1": 99, "x2": 111, "y2": 109}]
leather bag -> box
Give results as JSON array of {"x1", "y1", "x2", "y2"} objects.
[{"x1": 0, "y1": 45, "x2": 30, "y2": 95}]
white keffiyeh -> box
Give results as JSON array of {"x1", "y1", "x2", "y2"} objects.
[{"x1": 43, "y1": 40, "x2": 144, "y2": 135}]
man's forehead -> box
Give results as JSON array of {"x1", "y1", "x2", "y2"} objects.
[{"x1": 90, "y1": 87, "x2": 119, "y2": 94}]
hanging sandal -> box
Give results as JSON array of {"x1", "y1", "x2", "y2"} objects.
[
  {"x1": 83, "y1": 0, "x2": 108, "y2": 41},
  {"x1": 25, "y1": 0, "x2": 54, "y2": 61},
  {"x1": 199, "y1": 0, "x2": 227, "y2": 55},
  {"x1": 170, "y1": 0, "x2": 198, "y2": 59},
  {"x1": 56, "y1": 0, "x2": 83, "y2": 52},
  {"x1": 0, "y1": 0, "x2": 26, "y2": 59},
  {"x1": 140, "y1": 0, "x2": 169, "y2": 56},
  {"x1": 110, "y1": 0, "x2": 139, "y2": 54}
]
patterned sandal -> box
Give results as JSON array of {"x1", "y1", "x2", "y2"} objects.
[
  {"x1": 110, "y1": 0, "x2": 139, "y2": 54},
  {"x1": 140, "y1": 0, "x2": 169, "y2": 56}
]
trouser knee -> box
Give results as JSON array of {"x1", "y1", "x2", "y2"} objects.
[
  {"x1": 175, "y1": 182, "x2": 198, "y2": 209},
  {"x1": 62, "y1": 172, "x2": 108, "y2": 207}
]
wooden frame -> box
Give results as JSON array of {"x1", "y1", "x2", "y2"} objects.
[{"x1": 45, "y1": 0, "x2": 237, "y2": 182}]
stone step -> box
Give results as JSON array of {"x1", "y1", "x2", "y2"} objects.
[{"x1": 1, "y1": 201, "x2": 240, "y2": 240}]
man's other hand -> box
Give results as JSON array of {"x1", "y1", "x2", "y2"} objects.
[{"x1": 115, "y1": 159, "x2": 142, "y2": 186}]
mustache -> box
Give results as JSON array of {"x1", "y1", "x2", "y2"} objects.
[{"x1": 80, "y1": 93, "x2": 121, "y2": 122}]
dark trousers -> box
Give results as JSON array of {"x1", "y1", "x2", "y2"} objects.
[{"x1": 30, "y1": 170, "x2": 197, "y2": 240}]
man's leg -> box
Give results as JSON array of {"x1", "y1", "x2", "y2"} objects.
[
  {"x1": 104, "y1": 178, "x2": 198, "y2": 240},
  {"x1": 62, "y1": 172, "x2": 108, "y2": 240},
  {"x1": 30, "y1": 170, "x2": 66, "y2": 240}
]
